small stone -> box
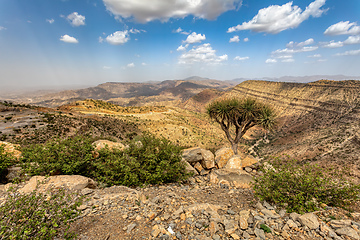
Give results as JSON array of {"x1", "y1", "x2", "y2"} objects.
[
  {"x1": 212, "y1": 235, "x2": 221, "y2": 240},
  {"x1": 256, "y1": 202, "x2": 265, "y2": 210},
  {"x1": 239, "y1": 209, "x2": 250, "y2": 230},
  {"x1": 227, "y1": 209, "x2": 236, "y2": 215},
  {"x1": 81, "y1": 188, "x2": 94, "y2": 195},
  {"x1": 254, "y1": 228, "x2": 266, "y2": 240},
  {"x1": 243, "y1": 231, "x2": 251, "y2": 239},
  {"x1": 245, "y1": 167, "x2": 252, "y2": 173},
  {"x1": 151, "y1": 225, "x2": 161, "y2": 238},
  {"x1": 126, "y1": 223, "x2": 137, "y2": 234},
  {"x1": 261, "y1": 209, "x2": 280, "y2": 219},
  {"x1": 263, "y1": 201, "x2": 273, "y2": 210},
  {"x1": 230, "y1": 233, "x2": 240, "y2": 239}
]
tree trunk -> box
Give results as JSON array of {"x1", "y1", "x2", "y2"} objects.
[{"x1": 231, "y1": 143, "x2": 238, "y2": 155}]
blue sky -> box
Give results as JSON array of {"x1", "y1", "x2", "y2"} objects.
[{"x1": 0, "y1": 0, "x2": 360, "y2": 90}]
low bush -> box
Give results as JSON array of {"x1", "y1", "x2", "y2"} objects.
[
  {"x1": 0, "y1": 185, "x2": 83, "y2": 239},
  {"x1": 21, "y1": 135, "x2": 95, "y2": 176},
  {"x1": 0, "y1": 144, "x2": 16, "y2": 182},
  {"x1": 253, "y1": 157, "x2": 360, "y2": 213},
  {"x1": 93, "y1": 133, "x2": 190, "y2": 187}
]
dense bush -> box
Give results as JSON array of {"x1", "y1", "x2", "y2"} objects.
[
  {"x1": 253, "y1": 157, "x2": 360, "y2": 213},
  {"x1": 21, "y1": 135, "x2": 95, "y2": 176},
  {"x1": 0, "y1": 185, "x2": 82, "y2": 239},
  {"x1": 21, "y1": 133, "x2": 190, "y2": 187},
  {"x1": 0, "y1": 145, "x2": 16, "y2": 182},
  {"x1": 93, "y1": 133, "x2": 190, "y2": 186}
]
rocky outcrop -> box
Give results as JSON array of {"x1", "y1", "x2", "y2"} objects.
[
  {"x1": 0, "y1": 141, "x2": 21, "y2": 159},
  {"x1": 92, "y1": 140, "x2": 126, "y2": 151}
]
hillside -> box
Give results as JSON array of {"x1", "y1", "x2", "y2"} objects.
[
  {"x1": 221, "y1": 80, "x2": 360, "y2": 178},
  {"x1": 3, "y1": 78, "x2": 235, "y2": 108}
]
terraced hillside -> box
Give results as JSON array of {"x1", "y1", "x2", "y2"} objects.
[{"x1": 222, "y1": 80, "x2": 360, "y2": 178}]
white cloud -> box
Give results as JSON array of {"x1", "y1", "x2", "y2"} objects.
[
  {"x1": 106, "y1": 31, "x2": 130, "y2": 45},
  {"x1": 127, "y1": 63, "x2": 135, "y2": 68},
  {"x1": 320, "y1": 40, "x2": 344, "y2": 48},
  {"x1": 335, "y1": 49, "x2": 360, "y2": 56},
  {"x1": 99, "y1": 36, "x2": 104, "y2": 43},
  {"x1": 129, "y1": 28, "x2": 146, "y2": 34},
  {"x1": 103, "y1": 0, "x2": 242, "y2": 23},
  {"x1": 60, "y1": 34, "x2": 79, "y2": 43},
  {"x1": 177, "y1": 44, "x2": 189, "y2": 51},
  {"x1": 324, "y1": 21, "x2": 360, "y2": 36},
  {"x1": 229, "y1": 35, "x2": 240, "y2": 43},
  {"x1": 281, "y1": 58, "x2": 295, "y2": 63},
  {"x1": 308, "y1": 54, "x2": 321, "y2": 58},
  {"x1": 234, "y1": 56, "x2": 249, "y2": 61},
  {"x1": 67, "y1": 12, "x2": 85, "y2": 27},
  {"x1": 46, "y1": 19, "x2": 55, "y2": 24},
  {"x1": 228, "y1": 0, "x2": 326, "y2": 34},
  {"x1": 344, "y1": 35, "x2": 360, "y2": 45},
  {"x1": 0, "y1": 26, "x2": 6, "y2": 30},
  {"x1": 265, "y1": 58, "x2": 277, "y2": 63},
  {"x1": 179, "y1": 43, "x2": 228, "y2": 64},
  {"x1": 184, "y1": 32, "x2": 206, "y2": 44},
  {"x1": 173, "y1": 27, "x2": 190, "y2": 35},
  {"x1": 243, "y1": 37, "x2": 249, "y2": 42},
  {"x1": 272, "y1": 38, "x2": 318, "y2": 58}
]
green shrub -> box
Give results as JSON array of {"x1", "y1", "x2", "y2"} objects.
[
  {"x1": 21, "y1": 135, "x2": 95, "y2": 176},
  {"x1": 253, "y1": 157, "x2": 360, "y2": 213},
  {"x1": 0, "y1": 145, "x2": 16, "y2": 182},
  {"x1": 0, "y1": 185, "x2": 82, "y2": 239},
  {"x1": 93, "y1": 133, "x2": 190, "y2": 187},
  {"x1": 21, "y1": 133, "x2": 190, "y2": 187}
]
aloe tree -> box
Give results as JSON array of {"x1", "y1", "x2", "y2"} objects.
[{"x1": 206, "y1": 98, "x2": 276, "y2": 154}]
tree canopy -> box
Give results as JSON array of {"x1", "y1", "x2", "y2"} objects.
[{"x1": 206, "y1": 98, "x2": 276, "y2": 154}]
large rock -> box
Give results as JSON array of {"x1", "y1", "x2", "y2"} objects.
[
  {"x1": 182, "y1": 147, "x2": 203, "y2": 163},
  {"x1": 181, "y1": 159, "x2": 198, "y2": 175},
  {"x1": 298, "y1": 213, "x2": 319, "y2": 230},
  {"x1": 209, "y1": 169, "x2": 253, "y2": 188},
  {"x1": 92, "y1": 140, "x2": 126, "y2": 151},
  {"x1": 19, "y1": 175, "x2": 97, "y2": 194},
  {"x1": 0, "y1": 141, "x2": 21, "y2": 159},
  {"x1": 215, "y1": 147, "x2": 234, "y2": 168},
  {"x1": 335, "y1": 227, "x2": 360, "y2": 240},
  {"x1": 200, "y1": 149, "x2": 215, "y2": 169},
  {"x1": 182, "y1": 147, "x2": 215, "y2": 169},
  {"x1": 224, "y1": 155, "x2": 242, "y2": 169}
]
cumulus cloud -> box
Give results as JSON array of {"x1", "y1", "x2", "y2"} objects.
[
  {"x1": 243, "y1": 37, "x2": 249, "y2": 42},
  {"x1": 228, "y1": 0, "x2": 327, "y2": 34},
  {"x1": 67, "y1": 12, "x2": 85, "y2": 26},
  {"x1": 106, "y1": 31, "x2": 130, "y2": 45},
  {"x1": 234, "y1": 56, "x2": 249, "y2": 61},
  {"x1": 0, "y1": 26, "x2": 6, "y2": 30},
  {"x1": 265, "y1": 59, "x2": 277, "y2": 63},
  {"x1": 184, "y1": 32, "x2": 206, "y2": 44},
  {"x1": 335, "y1": 49, "x2": 360, "y2": 56},
  {"x1": 272, "y1": 38, "x2": 318, "y2": 59},
  {"x1": 229, "y1": 35, "x2": 240, "y2": 43},
  {"x1": 179, "y1": 43, "x2": 228, "y2": 64},
  {"x1": 127, "y1": 63, "x2": 135, "y2": 68},
  {"x1": 324, "y1": 21, "x2": 360, "y2": 36},
  {"x1": 103, "y1": 0, "x2": 242, "y2": 23},
  {"x1": 60, "y1": 34, "x2": 79, "y2": 43},
  {"x1": 344, "y1": 35, "x2": 360, "y2": 45},
  {"x1": 320, "y1": 40, "x2": 344, "y2": 48},
  {"x1": 46, "y1": 19, "x2": 55, "y2": 24},
  {"x1": 177, "y1": 44, "x2": 189, "y2": 51}
]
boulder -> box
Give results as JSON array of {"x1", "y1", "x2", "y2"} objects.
[
  {"x1": 0, "y1": 141, "x2": 21, "y2": 159},
  {"x1": 224, "y1": 155, "x2": 242, "y2": 169},
  {"x1": 181, "y1": 159, "x2": 198, "y2": 175},
  {"x1": 92, "y1": 140, "x2": 126, "y2": 151},
  {"x1": 19, "y1": 175, "x2": 97, "y2": 194},
  {"x1": 298, "y1": 213, "x2": 319, "y2": 230},
  {"x1": 215, "y1": 147, "x2": 234, "y2": 168},
  {"x1": 182, "y1": 147, "x2": 203, "y2": 163},
  {"x1": 200, "y1": 149, "x2": 215, "y2": 169}
]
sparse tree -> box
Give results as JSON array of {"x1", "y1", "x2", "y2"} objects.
[{"x1": 206, "y1": 98, "x2": 276, "y2": 154}]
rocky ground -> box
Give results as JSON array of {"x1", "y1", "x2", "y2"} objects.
[{"x1": 66, "y1": 175, "x2": 360, "y2": 240}]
